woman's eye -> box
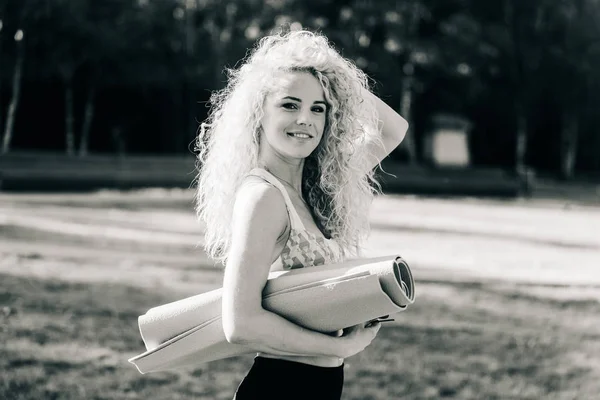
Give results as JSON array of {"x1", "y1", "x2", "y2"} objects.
[
  {"x1": 282, "y1": 103, "x2": 297, "y2": 110},
  {"x1": 312, "y1": 106, "x2": 325, "y2": 113}
]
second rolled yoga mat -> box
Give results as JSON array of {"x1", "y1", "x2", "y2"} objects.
[{"x1": 129, "y1": 255, "x2": 415, "y2": 374}]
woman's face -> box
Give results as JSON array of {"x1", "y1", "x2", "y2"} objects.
[{"x1": 259, "y1": 71, "x2": 328, "y2": 161}]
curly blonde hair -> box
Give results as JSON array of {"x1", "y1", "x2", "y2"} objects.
[{"x1": 195, "y1": 29, "x2": 383, "y2": 264}]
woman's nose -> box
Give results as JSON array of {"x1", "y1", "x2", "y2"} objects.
[{"x1": 296, "y1": 110, "x2": 313, "y2": 126}]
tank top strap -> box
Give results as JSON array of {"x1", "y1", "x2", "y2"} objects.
[{"x1": 247, "y1": 168, "x2": 306, "y2": 230}]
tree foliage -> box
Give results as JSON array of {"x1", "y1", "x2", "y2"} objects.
[{"x1": 0, "y1": 0, "x2": 598, "y2": 177}]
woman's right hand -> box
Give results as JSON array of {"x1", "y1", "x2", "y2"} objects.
[{"x1": 337, "y1": 321, "x2": 382, "y2": 359}]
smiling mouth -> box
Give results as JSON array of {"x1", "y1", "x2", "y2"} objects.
[{"x1": 287, "y1": 132, "x2": 313, "y2": 139}]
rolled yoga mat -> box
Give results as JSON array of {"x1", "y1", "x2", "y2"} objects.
[{"x1": 129, "y1": 255, "x2": 415, "y2": 374}]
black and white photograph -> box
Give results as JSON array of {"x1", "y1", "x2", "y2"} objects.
[{"x1": 1, "y1": 1, "x2": 599, "y2": 399}]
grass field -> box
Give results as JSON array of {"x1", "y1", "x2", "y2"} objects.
[{"x1": 1, "y1": 189, "x2": 599, "y2": 400}]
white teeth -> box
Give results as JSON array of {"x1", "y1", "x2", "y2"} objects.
[{"x1": 289, "y1": 132, "x2": 310, "y2": 139}]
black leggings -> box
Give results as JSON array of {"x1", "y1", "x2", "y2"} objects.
[{"x1": 234, "y1": 357, "x2": 344, "y2": 400}]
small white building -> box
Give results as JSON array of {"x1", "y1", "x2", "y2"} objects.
[{"x1": 423, "y1": 113, "x2": 472, "y2": 168}]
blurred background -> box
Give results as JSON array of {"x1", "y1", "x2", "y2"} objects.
[
  {"x1": 1, "y1": 1, "x2": 600, "y2": 400},
  {"x1": 0, "y1": 0, "x2": 598, "y2": 197}
]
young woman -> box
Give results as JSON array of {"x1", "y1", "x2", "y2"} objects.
[{"x1": 195, "y1": 29, "x2": 408, "y2": 400}]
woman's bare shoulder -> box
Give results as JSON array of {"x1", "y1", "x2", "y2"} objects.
[
  {"x1": 239, "y1": 174, "x2": 270, "y2": 187},
  {"x1": 236, "y1": 174, "x2": 280, "y2": 203},
  {"x1": 233, "y1": 174, "x2": 287, "y2": 232}
]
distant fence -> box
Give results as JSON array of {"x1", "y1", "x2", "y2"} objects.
[{"x1": 0, "y1": 151, "x2": 524, "y2": 196}]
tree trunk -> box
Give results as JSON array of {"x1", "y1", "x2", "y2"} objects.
[
  {"x1": 504, "y1": 0, "x2": 530, "y2": 174},
  {"x1": 515, "y1": 106, "x2": 527, "y2": 173},
  {"x1": 560, "y1": 109, "x2": 579, "y2": 180},
  {"x1": 558, "y1": 0, "x2": 584, "y2": 180},
  {"x1": 78, "y1": 83, "x2": 96, "y2": 157},
  {"x1": 65, "y1": 78, "x2": 75, "y2": 155},
  {"x1": 182, "y1": 2, "x2": 198, "y2": 152},
  {"x1": 210, "y1": 3, "x2": 236, "y2": 86},
  {"x1": 1, "y1": 43, "x2": 24, "y2": 154},
  {"x1": 398, "y1": 65, "x2": 417, "y2": 163},
  {"x1": 394, "y1": 1, "x2": 420, "y2": 163},
  {"x1": 0, "y1": 36, "x2": 4, "y2": 135}
]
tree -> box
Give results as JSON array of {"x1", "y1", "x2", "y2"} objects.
[
  {"x1": 321, "y1": 0, "x2": 430, "y2": 163},
  {"x1": 43, "y1": 0, "x2": 106, "y2": 155},
  {"x1": 548, "y1": 0, "x2": 600, "y2": 178},
  {"x1": 79, "y1": 0, "x2": 141, "y2": 156},
  {"x1": 0, "y1": 0, "x2": 40, "y2": 154},
  {"x1": 432, "y1": 0, "x2": 556, "y2": 172},
  {"x1": 1, "y1": 28, "x2": 24, "y2": 154},
  {"x1": 384, "y1": 0, "x2": 428, "y2": 164}
]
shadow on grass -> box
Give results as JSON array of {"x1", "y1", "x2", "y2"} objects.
[{"x1": 1, "y1": 273, "x2": 599, "y2": 400}]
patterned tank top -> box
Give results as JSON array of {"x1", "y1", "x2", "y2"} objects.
[{"x1": 246, "y1": 168, "x2": 342, "y2": 272}]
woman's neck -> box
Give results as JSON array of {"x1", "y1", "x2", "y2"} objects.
[{"x1": 258, "y1": 160, "x2": 304, "y2": 193}]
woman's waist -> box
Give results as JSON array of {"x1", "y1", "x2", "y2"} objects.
[{"x1": 256, "y1": 352, "x2": 343, "y2": 368}]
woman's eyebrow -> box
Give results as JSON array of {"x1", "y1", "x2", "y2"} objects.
[{"x1": 282, "y1": 96, "x2": 328, "y2": 106}]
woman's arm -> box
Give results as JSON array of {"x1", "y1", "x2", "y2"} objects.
[
  {"x1": 222, "y1": 180, "x2": 376, "y2": 358},
  {"x1": 362, "y1": 88, "x2": 409, "y2": 171}
]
